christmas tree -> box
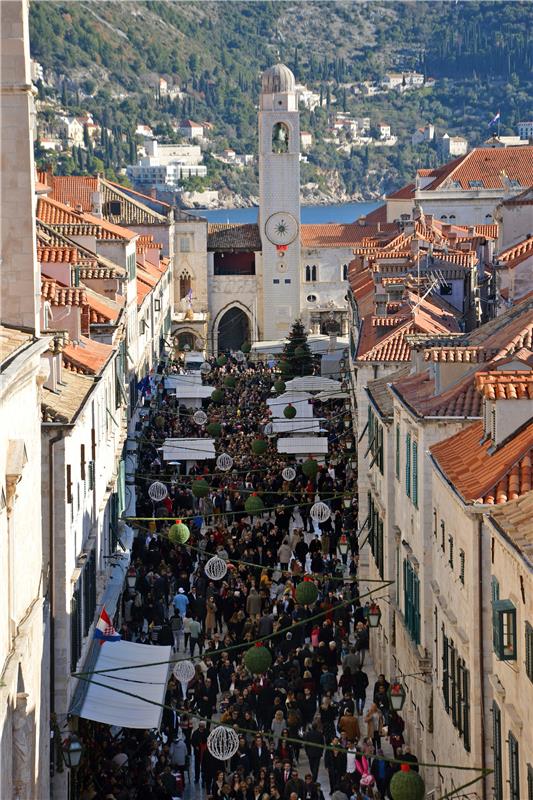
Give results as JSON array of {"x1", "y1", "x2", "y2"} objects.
[{"x1": 280, "y1": 319, "x2": 314, "y2": 377}]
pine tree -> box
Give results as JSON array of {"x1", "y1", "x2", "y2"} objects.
[
  {"x1": 280, "y1": 319, "x2": 314, "y2": 377},
  {"x1": 61, "y1": 81, "x2": 68, "y2": 108}
]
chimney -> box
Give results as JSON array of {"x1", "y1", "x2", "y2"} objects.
[
  {"x1": 0, "y1": 0, "x2": 41, "y2": 334},
  {"x1": 150, "y1": 188, "x2": 157, "y2": 200},
  {"x1": 91, "y1": 190, "x2": 102, "y2": 218},
  {"x1": 358, "y1": 216, "x2": 366, "y2": 227},
  {"x1": 74, "y1": 203, "x2": 83, "y2": 214}
]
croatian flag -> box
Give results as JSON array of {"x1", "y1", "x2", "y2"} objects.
[
  {"x1": 186, "y1": 288, "x2": 193, "y2": 306},
  {"x1": 489, "y1": 111, "x2": 500, "y2": 127},
  {"x1": 94, "y1": 607, "x2": 121, "y2": 644}
]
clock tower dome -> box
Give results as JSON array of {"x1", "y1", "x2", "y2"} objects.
[{"x1": 258, "y1": 63, "x2": 301, "y2": 340}]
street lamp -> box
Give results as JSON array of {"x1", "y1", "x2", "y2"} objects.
[
  {"x1": 343, "y1": 495, "x2": 352, "y2": 509},
  {"x1": 388, "y1": 680, "x2": 407, "y2": 712},
  {"x1": 343, "y1": 413, "x2": 351, "y2": 429},
  {"x1": 367, "y1": 602, "x2": 382, "y2": 628},
  {"x1": 62, "y1": 734, "x2": 83, "y2": 769}
]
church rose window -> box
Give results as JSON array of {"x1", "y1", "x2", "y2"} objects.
[{"x1": 272, "y1": 122, "x2": 289, "y2": 153}]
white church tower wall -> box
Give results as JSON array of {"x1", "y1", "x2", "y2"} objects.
[{"x1": 259, "y1": 64, "x2": 302, "y2": 340}]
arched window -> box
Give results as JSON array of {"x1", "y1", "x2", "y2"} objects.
[
  {"x1": 305, "y1": 265, "x2": 317, "y2": 282},
  {"x1": 449, "y1": 214, "x2": 456, "y2": 220},
  {"x1": 272, "y1": 122, "x2": 289, "y2": 153},
  {"x1": 440, "y1": 215, "x2": 448, "y2": 221},
  {"x1": 179, "y1": 272, "x2": 192, "y2": 299},
  {"x1": 485, "y1": 213, "x2": 493, "y2": 220}
]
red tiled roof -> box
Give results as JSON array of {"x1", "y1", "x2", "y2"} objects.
[
  {"x1": 44, "y1": 175, "x2": 99, "y2": 212},
  {"x1": 300, "y1": 223, "x2": 393, "y2": 248},
  {"x1": 359, "y1": 204, "x2": 388, "y2": 225},
  {"x1": 41, "y1": 277, "x2": 86, "y2": 307},
  {"x1": 497, "y1": 235, "x2": 533, "y2": 270},
  {"x1": 430, "y1": 419, "x2": 533, "y2": 505},
  {"x1": 37, "y1": 197, "x2": 137, "y2": 241},
  {"x1": 423, "y1": 146, "x2": 533, "y2": 191},
  {"x1": 475, "y1": 370, "x2": 533, "y2": 400},
  {"x1": 423, "y1": 346, "x2": 496, "y2": 364},
  {"x1": 63, "y1": 335, "x2": 112, "y2": 375},
  {"x1": 37, "y1": 245, "x2": 78, "y2": 264},
  {"x1": 392, "y1": 366, "x2": 484, "y2": 418},
  {"x1": 386, "y1": 183, "x2": 415, "y2": 201}
]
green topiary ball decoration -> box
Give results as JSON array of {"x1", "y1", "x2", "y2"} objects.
[
  {"x1": 211, "y1": 388, "x2": 225, "y2": 404},
  {"x1": 206, "y1": 422, "x2": 222, "y2": 438},
  {"x1": 283, "y1": 404, "x2": 297, "y2": 419},
  {"x1": 191, "y1": 479, "x2": 210, "y2": 498},
  {"x1": 302, "y1": 458, "x2": 319, "y2": 479},
  {"x1": 274, "y1": 380, "x2": 286, "y2": 394},
  {"x1": 216, "y1": 355, "x2": 227, "y2": 367},
  {"x1": 389, "y1": 766, "x2": 425, "y2": 800},
  {"x1": 241, "y1": 342, "x2": 251, "y2": 354},
  {"x1": 245, "y1": 493, "x2": 264, "y2": 515},
  {"x1": 168, "y1": 521, "x2": 191, "y2": 545},
  {"x1": 295, "y1": 580, "x2": 318, "y2": 605},
  {"x1": 244, "y1": 644, "x2": 272, "y2": 674},
  {"x1": 251, "y1": 439, "x2": 268, "y2": 455},
  {"x1": 224, "y1": 376, "x2": 236, "y2": 388}
]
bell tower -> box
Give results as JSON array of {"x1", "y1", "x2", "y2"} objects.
[{"x1": 258, "y1": 63, "x2": 301, "y2": 340}]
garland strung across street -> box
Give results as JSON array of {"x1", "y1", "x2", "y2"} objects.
[{"x1": 72, "y1": 350, "x2": 495, "y2": 800}]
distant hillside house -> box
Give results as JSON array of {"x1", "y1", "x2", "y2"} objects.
[
  {"x1": 412, "y1": 123, "x2": 435, "y2": 145},
  {"x1": 439, "y1": 133, "x2": 468, "y2": 159},
  {"x1": 179, "y1": 120, "x2": 205, "y2": 140},
  {"x1": 57, "y1": 115, "x2": 84, "y2": 147},
  {"x1": 382, "y1": 71, "x2": 424, "y2": 91},
  {"x1": 300, "y1": 131, "x2": 313, "y2": 150}
]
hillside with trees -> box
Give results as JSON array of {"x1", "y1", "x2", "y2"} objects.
[{"x1": 29, "y1": 1, "x2": 533, "y2": 201}]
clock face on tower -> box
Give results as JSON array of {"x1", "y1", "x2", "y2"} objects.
[{"x1": 264, "y1": 212, "x2": 299, "y2": 246}]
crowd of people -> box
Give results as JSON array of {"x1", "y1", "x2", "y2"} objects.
[{"x1": 78, "y1": 353, "x2": 415, "y2": 800}]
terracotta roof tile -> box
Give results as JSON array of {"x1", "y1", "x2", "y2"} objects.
[
  {"x1": 475, "y1": 370, "x2": 533, "y2": 400},
  {"x1": 300, "y1": 223, "x2": 396, "y2": 248},
  {"x1": 37, "y1": 245, "x2": 78, "y2": 264},
  {"x1": 386, "y1": 182, "x2": 415, "y2": 201},
  {"x1": 37, "y1": 197, "x2": 137, "y2": 241},
  {"x1": 424, "y1": 146, "x2": 533, "y2": 191},
  {"x1": 44, "y1": 175, "x2": 98, "y2": 211},
  {"x1": 63, "y1": 335, "x2": 112, "y2": 375},
  {"x1": 497, "y1": 235, "x2": 533, "y2": 270},
  {"x1": 41, "y1": 277, "x2": 86, "y2": 307},
  {"x1": 487, "y1": 491, "x2": 533, "y2": 561},
  {"x1": 392, "y1": 367, "x2": 484, "y2": 418},
  {"x1": 430, "y1": 419, "x2": 533, "y2": 505},
  {"x1": 423, "y1": 346, "x2": 496, "y2": 364}
]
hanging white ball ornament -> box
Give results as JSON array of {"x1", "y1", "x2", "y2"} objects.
[
  {"x1": 193, "y1": 409, "x2": 208, "y2": 425},
  {"x1": 282, "y1": 467, "x2": 296, "y2": 482},
  {"x1": 200, "y1": 362, "x2": 212, "y2": 375},
  {"x1": 207, "y1": 726, "x2": 240, "y2": 760},
  {"x1": 234, "y1": 350, "x2": 245, "y2": 363},
  {"x1": 216, "y1": 453, "x2": 233, "y2": 471},
  {"x1": 310, "y1": 501, "x2": 331, "y2": 523},
  {"x1": 172, "y1": 659, "x2": 196, "y2": 684},
  {"x1": 204, "y1": 555, "x2": 228, "y2": 581},
  {"x1": 148, "y1": 481, "x2": 168, "y2": 502},
  {"x1": 264, "y1": 421, "x2": 274, "y2": 436}
]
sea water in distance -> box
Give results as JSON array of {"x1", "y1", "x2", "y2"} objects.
[{"x1": 187, "y1": 200, "x2": 381, "y2": 224}]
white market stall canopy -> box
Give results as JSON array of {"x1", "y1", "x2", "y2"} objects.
[
  {"x1": 251, "y1": 335, "x2": 349, "y2": 355},
  {"x1": 271, "y1": 418, "x2": 324, "y2": 435},
  {"x1": 78, "y1": 640, "x2": 171, "y2": 729},
  {"x1": 164, "y1": 376, "x2": 213, "y2": 399},
  {"x1": 284, "y1": 376, "x2": 343, "y2": 393},
  {"x1": 162, "y1": 438, "x2": 215, "y2": 461},
  {"x1": 267, "y1": 391, "x2": 313, "y2": 419},
  {"x1": 277, "y1": 436, "x2": 329, "y2": 455},
  {"x1": 315, "y1": 389, "x2": 349, "y2": 401}
]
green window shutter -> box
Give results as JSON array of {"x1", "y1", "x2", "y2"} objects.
[
  {"x1": 405, "y1": 432, "x2": 411, "y2": 497},
  {"x1": 509, "y1": 732, "x2": 520, "y2": 800},
  {"x1": 413, "y1": 572, "x2": 420, "y2": 644},
  {"x1": 395, "y1": 424, "x2": 400, "y2": 479},
  {"x1": 526, "y1": 622, "x2": 533, "y2": 682},
  {"x1": 378, "y1": 519, "x2": 384, "y2": 578},
  {"x1": 463, "y1": 666, "x2": 471, "y2": 752},
  {"x1": 493, "y1": 702, "x2": 503, "y2": 800},
  {"x1": 492, "y1": 577, "x2": 501, "y2": 652},
  {"x1": 450, "y1": 642, "x2": 457, "y2": 726},
  {"x1": 412, "y1": 440, "x2": 418, "y2": 507},
  {"x1": 442, "y1": 628, "x2": 449, "y2": 711},
  {"x1": 527, "y1": 763, "x2": 533, "y2": 800}
]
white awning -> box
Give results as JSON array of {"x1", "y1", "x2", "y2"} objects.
[
  {"x1": 78, "y1": 640, "x2": 171, "y2": 729},
  {"x1": 271, "y1": 418, "x2": 324, "y2": 434},
  {"x1": 162, "y1": 438, "x2": 215, "y2": 461},
  {"x1": 267, "y1": 391, "x2": 313, "y2": 419},
  {"x1": 277, "y1": 436, "x2": 329, "y2": 455},
  {"x1": 284, "y1": 376, "x2": 343, "y2": 392},
  {"x1": 164, "y1": 376, "x2": 213, "y2": 399}
]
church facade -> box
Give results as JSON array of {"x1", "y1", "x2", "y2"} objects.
[{"x1": 172, "y1": 63, "x2": 375, "y2": 354}]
